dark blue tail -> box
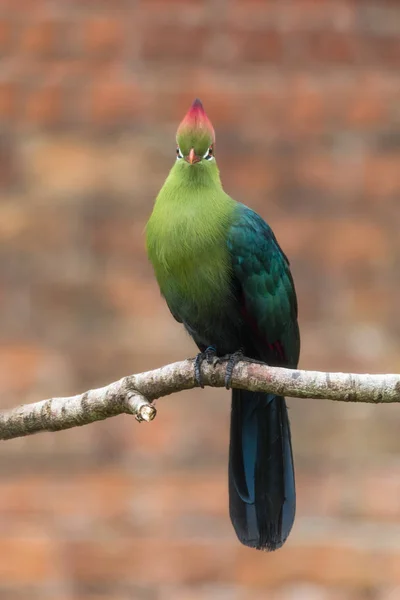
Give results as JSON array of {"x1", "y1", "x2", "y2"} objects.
[{"x1": 228, "y1": 389, "x2": 296, "y2": 551}]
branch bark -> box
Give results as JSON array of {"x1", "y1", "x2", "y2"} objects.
[{"x1": 1, "y1": 358, "x2": 399, "y2": 441}]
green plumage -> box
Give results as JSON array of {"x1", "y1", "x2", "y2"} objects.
[{"x1": 146, "y1": 158, "x2": 236, "y2": 326}]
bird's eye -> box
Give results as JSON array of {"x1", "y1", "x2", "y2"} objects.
[
  {"x1": 203, "y1": 146, "x2": 214, "y2": 160},
  {"x1": 176, "y1": 147, "x2": 183, "y2": 160}
]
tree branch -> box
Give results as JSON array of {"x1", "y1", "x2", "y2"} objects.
[{"x1": 1, "y1": 359, "x2": 399, "y2": 441}]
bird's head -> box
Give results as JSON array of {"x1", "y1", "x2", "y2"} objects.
[{"x1": 176, "y1": 99, "x2": 215, "y2": 166}]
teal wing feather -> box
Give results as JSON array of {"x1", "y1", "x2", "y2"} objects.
[{"x1": 227, "y1": 205, "x2": 300, "y2": 368}]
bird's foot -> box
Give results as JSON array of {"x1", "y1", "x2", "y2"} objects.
[
  {"x1": 194, "y1": 346, "x2": 217, "y2": 388},
  {"x1": 223, "y1": 351, "x2": 265, "y2": 389},
  {"x1": 224, "y1": 350, "x2": 245, "y2": 390}
]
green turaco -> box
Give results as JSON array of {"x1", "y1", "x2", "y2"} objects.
[{"x1": 146, "y1": 99, "x2": 300, "y2": 551}]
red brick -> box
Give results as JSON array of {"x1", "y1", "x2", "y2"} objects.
[
  {"x1": 235, "y1": 89, "x2": 286, "y2": 135},
  {"x1": 140, "y1": 0, "x2": 201, "y2": 5},
  {"x1": 140, "y1": 88, "x2": 207, "y2": 124},
  {"x1": 0, "y1": 18, "x2": 11, "y2": 53},
  {"x1": 296, "y1": 472, "x2": 347, "y2": 518},
  {"x1": 14, "y1": 207, "x2": 75, "y2": 251},
  {"x1": 117, "y1": 402, "x2": 184, "y2": 457},
  {"x1": 227, "y1": 0, "x2": 280, "y2": 27},
  {"x1": 195, "y1": 93, "x2": 242, "y2": 127},
  {"x1": 0, "y1": 81, "x2": 18, "y2": 120},
  {"x1": 227, "y1": 155, "x2": 278, "y2": 195},
  {"x1": 346, "y1": 90, "x2": 386, "y2": 127},
  {"x1": 0, "y1": 537, "x2": 59, "y2": 584},
  {"x1": 59, "y1": 597, "x2": 130, "y2": 600},
  {"x1": 369, "y1": 36, "x2": 400, "y2": 67},
  {"x1": 56, "y1": 0, "x2": 128, "y2": 6},
  {"x1": 0, "y1": 344, "x2": 50, "y2": 397},
  {"x1": 293, "y1": 155, "x2": 334, "y2": 191},
  {"x1": 346, "y1": 287, "x2": 392, "y2": 324},
  {"x1": 305, "y1": 31, "x2": 360, "y2": 64},
  {"x1": 89, "y1": 217, "x2": 145, "y2": 259},
  {"x1": 0, "y1": 476, "x2": 51, "y2": 515},
  {"x1": 141, "y1": 25, "x2": 208, "y2": 62},
  {"x1": 318, "y1": 219, "x2": 389, "y2": 271},
  {"x1": 274, "y1": 215, "x2": 391, "y2": 273},
  {"x1": 284, "y1": 76, "x2": 325, "y2": 133},
  {"x1": 288, "y1": 1, "x2": 356, "y2": 31},
  {"x1": 363, "y1": 154, "x2": 400, "y2": 199},
  {"x1": 0, "y1": 0, "x2": 47, "y2": 10},
  {"x1": 83, "y1": 17, "x2": 124, "y2": 58},
  {"x1": 129, "y1": 473, "x2": 227, "y2": 520},
  {"x1": 296, "y1": 469, "x2": 400, "y2": 521},
  {"x1": 236, "y1": 543, "x2": 396, "y2": 587},
  {"x1": 361, "y1": 469, "x2": 400, "y2": 521},
  {"x1": 66, "y1": 539, "x2": 236, "y2": 585},
  {"x1": 293, "y1": 152, "x2": 366, "y2": 197},
  {"x1": 104, "y1": 274, "x2": 161, "y2": 317},
  {"x1": 247, "y1": 585, "x2": 356, "y2": 600},
  {"x1": 87, "y1": 80, "x2": 138, "y2": 126},
  {"x1": 19, "y1": 20, "x2": 65, "y2": 57},
  {"x1": 42, "y1": 59, "x2": 89, "y2": 85},
  {"x1": 137, "y1": 0, "x2": 207, "y2": 23},
  {"x1": 0, "y1": 471, "x2": 131, "y2": 521},
  {"x1": 230, "y1": 0, "x2": 356, "y2": 32},
  {"x1": 0, "y1": 201, "x2": 29, "y2": 241},
  {"x1": 23, "y1": 84, "x2": 63, "y2": 127},
  {"x1": 21, "y1": 137, "x2": 100, "y2": 196},
  {"x1": 235, "y1": 30, "x2": 283, "y2": 63}
]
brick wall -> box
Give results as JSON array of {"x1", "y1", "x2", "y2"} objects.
[{"x1": 0, "y1": 1, "x2": 399, "y2": 598}]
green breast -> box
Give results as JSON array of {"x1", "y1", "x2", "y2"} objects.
[{"x1": 146, "y1": 167, "x2": 236, "y2": 321}]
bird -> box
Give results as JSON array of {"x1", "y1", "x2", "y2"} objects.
[{"x1": 146, "y1": 99, "x2": 300, "y2": 551}]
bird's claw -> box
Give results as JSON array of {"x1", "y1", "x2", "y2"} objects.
[
  {"x1": 194, "y1": 346, "x2": 217, "y2": 388},
  {"x1": 224, "y1": 350, "x2": 245, "y2": 390},
  {"x1": 195, "y1": 348, "x2": 261, "y2": 390},
  {"x1": 223, "y1": 351, "x2": 264, "y2": 389}
]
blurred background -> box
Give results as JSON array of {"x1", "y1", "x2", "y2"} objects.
[{"x1": 0, "y1": 0, "x2": 399, "y2": 599}]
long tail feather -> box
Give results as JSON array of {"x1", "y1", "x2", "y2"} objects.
[{"x1": 228, "y1": 389, "x2": 295, "y2": 551}]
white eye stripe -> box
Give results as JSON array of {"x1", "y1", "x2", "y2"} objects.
[{"x1": 176, "y1": 146, "x2": 214, "y2": 160}]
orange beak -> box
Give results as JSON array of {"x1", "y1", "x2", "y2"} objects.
[{"x1": 186, "y1": 148, "x2": 200, "y2": 164}]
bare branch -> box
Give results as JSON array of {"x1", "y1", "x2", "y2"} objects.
[{"x1": 0, "y1": 359, "x2": 399, "y2": 441}]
